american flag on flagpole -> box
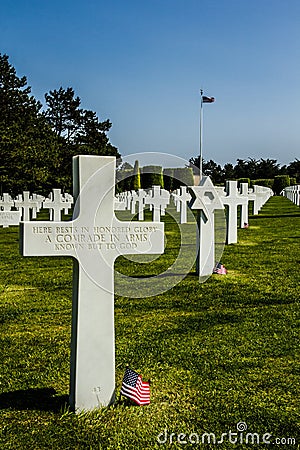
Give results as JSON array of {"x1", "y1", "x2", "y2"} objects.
[
  {"x1": 120, "y1": 367, "x2": 150, "y2": 405},
  {"x1": 202, "y1": 95, "x2": 215, "y2": 103}
]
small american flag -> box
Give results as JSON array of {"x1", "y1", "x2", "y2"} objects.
[
  {"x1": 121, "y1": 367, "x2": 150, "y2": 405},
  {"x1": 202, "y1": 96, "x2": 215, "y2": 103},
  {"x1": 213, "y1": 262, "x2": 227, "y2": 275}
]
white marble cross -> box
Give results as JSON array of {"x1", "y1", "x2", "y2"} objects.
[
  {"x1": 160, "y1": 189, "x2": 170, "y2": 216},
  {"x1": 130, "y1": 190, "x2": 138, "y2": 214},
  {"x1": 0, "y1": 210, "x2": 21, "y2": 228},
  {"x1": 0, "y1": 193, "x2": 21, "y2": 227},
  {"x1": 239, "y1": 183, "x2": 250, "y2": 227},
  {"x1": 145, "y1": 186, "x2": 169, "y2": 222},
  {"x1": 222, "y1": 181, "x2": 248, "y2": 244},
  {"x1": 125, "y1": 191, "x2": 132, "y2": 210},
  {"x1": 175, "y1": 189, "x2": 181, "y2": 212},
  {"x1": 136, "y1": 189, "x2": 147, "y2": 221},
  {"x1": 20, "y1": 155, "x2": 164, "y2": 412},
  {"x1": 114, "y1": 195, "x2": 126, "y2": 210},
  {"x1": 31, "y1": 194, "x2": 45, "y2": 219},
  {"x1": 0, "y1": 193, "x2": 14, "y2": 211},
  {"x1": 189, "y1": 176, "x2": 224, "y2": 277},
  {"x1": 177, "y1": 186, "x2": 192, "y2": 224},
  {"x1": 14, "y1": 191, "x2": 39, "y2": 221},
  {"x1": 43, "y1": 188, "x2": 70, "y2": 221}
]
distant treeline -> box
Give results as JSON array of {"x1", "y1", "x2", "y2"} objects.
[
  {"x1": 189, "y1": 156, "x2": 300, "y2": 184},
  {"x1": 116, "y1": 162, "x2": 297, "y2": 195},
  {"x1": 188, "y1": 156, "x2": 300, "y2": 195}
]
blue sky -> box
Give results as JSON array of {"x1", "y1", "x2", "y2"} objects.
[{"x1": 1, "y1": 0, "x2": 300, "y2": 167}]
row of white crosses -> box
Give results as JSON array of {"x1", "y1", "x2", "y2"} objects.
[
  {"x1": 116, "y1": 181, "x2": 273, "y2": 241},
  {"x1": 115, "y1": 179, "x2": 274, "y2": 281},
  {"x1": 0, "y1": 189, "x2": 73, "y2": 227},
  {"x1": 115, "y1": 186, "x2": 171, "y2": 222},
  {"x1": 17, "y1": 156, "x2": 273, "y2": 413},
  {"x1": 214, "y1": 181, "x2": 273, "y2": 244},
  {"x1": 115, "y1": 186, "x2": 193, "y2": 224},
  {"x1": 281, "y1": 185, "x2": 300, "y2": 206},
  {"x1": 0, "y1": 193, "x2": 22, "y2": 227},
  {"x1": 171, "y1": 186, "x2": 192, "y2": 223},
  {"x1": 189, "y1": 178, "x2": 274, "y2": 277}
]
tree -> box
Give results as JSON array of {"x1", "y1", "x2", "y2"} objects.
[
  {"x1": 131, "y1": 160, "x2": 141, "y2": 190},
  {"x1": 223, "y1": 163, "x2": 235, "y2": 180},
  {"x1": 233, "y1": 158, "x2": 258, "y2": 179},
  {"x1": 116, "y1": 162, "x2": 133, "y2": 192},
  {"x1": 286, "y1": 158, "x2": 300, "y2": 182},
  {"x1": 256, "y1": 158, "x2": 280, "y2": 179},
  {"x1": 141, "y1": 165, "x2": 164, "y2": 189},
  {"x1": 202, "y1": 159, "x2": 223, "y2": 184},
  {"x1": 163, "y1": 168, "x2": 174, "y2": 191},
  {"x1": 44, "y1": 87, "x2": 119, "y2": 156},
  {"x1": 273, "y1": 175, "x2": 290, "y2": 195},
  {"x1": 44, "y1": 87, "x2": 120, "y2": 188},
  {"x1": 0, "y1": 53, "x2": 59, "y2": 194},
  {"x1": 189, "y1": 156, "x2": 201, "y2": 174},
  {"x1": 44, "y1": 87, "x2": 81, "y2": 141},
  {"x1": 0, "y1": 55, "x2": 120, "y2": 194},
  {"x1": 0, "y1": 53, "x2": 41, "y2": 128}
]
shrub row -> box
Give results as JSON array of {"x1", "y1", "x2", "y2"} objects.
[{"x1": 116, "y1": 165, "x2": 194, "y2": 192}]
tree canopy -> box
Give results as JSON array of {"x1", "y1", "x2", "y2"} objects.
[
  {"x1": 0, "y1": 53, "x2": 120, "y2": 194},
  {"x1": 189, "y1": 155, "x2": 299, "y2": 185}
]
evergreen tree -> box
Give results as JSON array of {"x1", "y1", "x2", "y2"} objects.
[
  {"x1": 131, "y1": 160, "x2": 141, "y2": 190},
  {"x1": 0, "y1": 53, "x2": 59, "y2": 194},
  {"x1": 0, "y1": 54, "x2": 121, "y2": 194}
]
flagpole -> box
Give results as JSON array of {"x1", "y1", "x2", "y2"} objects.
[{"x1": 199, "y1": 89, "x2": 203, "y2": 184}]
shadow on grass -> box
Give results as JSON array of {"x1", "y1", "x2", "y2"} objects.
[
  {"x1": 0, "y1": 387, "x2": 69, "y2": 412},
  {"x1": 250, "y1": 213, "x2": 300, "y2": 219}
]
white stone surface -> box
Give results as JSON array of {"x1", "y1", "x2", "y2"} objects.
[
  {"x1": 239, "y1": 183, "x2": 250, "y2": 227},
  {"x1": 20, "y1": 155, "x2": 164, "y2": 412},
  {"x1": 222, "y1": 181, "x2": 248, "y2": 244},
  {"x1": 43, "y1": 189, "x2": 71, "y2": 221},
  {"x1": 0, "y1": 193, "x2": 14, "y2": 211},
  {"x1": 189, "y1": 176, "x2": 224, "y2": 277},
  {"x1": 145, "y1": 185, "x2": 169, "y2": 222},
  {"x1": 14, "y1": 191, "x2": 39, "y2": 221},
  {"x1": 136, "y1": 189, "x2": 147, "y2": 220},
  {"x1": 0, "y1": 210, "x2": 21, "y2": 228},
  {"x1": 177, "y1": 186, "x2": 192, "y2": 224}
]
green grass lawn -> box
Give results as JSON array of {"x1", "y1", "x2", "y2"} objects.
[{"x1": 0, "y1": 196, "x2": 299, "y2": 449}]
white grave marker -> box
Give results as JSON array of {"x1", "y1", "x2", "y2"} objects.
[
  {"x1": 0, "y1": 210, "x2": 21, "y2": 228},
  {"x1": 130, "y1": 190, "x2": 138, "y2": 214},
  {"x1": 222, "y1": 181, "x2": 248, "y2": 244},
  {"x1": 189, "y1": 177, "x2": 224, "y2": 277},
  {"x1": 43, "y1": 188, "x2": 69, "y2": 221},
  {"x1": 0, "y1": 193, "x2": 14, "y2": 211},
  {"x1": 136, "y1": 189, "x2": 147, "y2": 220},
  {"x1": 31, "y1": 194, "x2": 45, "y2": 219},
  {"x1": 14, "y1": 191, "x2": 39, "y2": 221},
  {"x1": 239, "y1": 183, "x2": 250, "y2": 227},
  {"x1": 177, "y1": 186, "x2": 192, "y2": 224},
  {"x1": 20, "y1": 156, "x2": 164, "y2": 412},
  {"x1": 145, "y1": 186, "x2": 169, "y2": 222}
]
